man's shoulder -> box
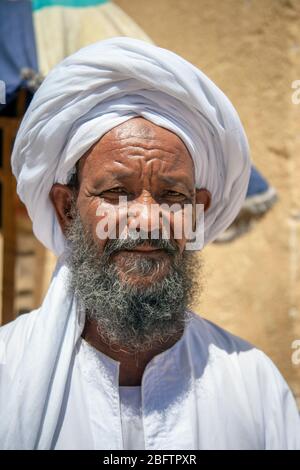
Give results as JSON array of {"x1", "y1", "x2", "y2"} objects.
[
  {"x1": 187, "y1": 311, "x2": 285, "y2": 380},
  {"x1": 188, "y1": 312, "x2": 300, "y2": 449},
  {"x1": 188, "y1": 311, "x2": 254, "y2": 352},
  {"x1": 0, "y1": 310, "x2": 39, "y2": 366}
]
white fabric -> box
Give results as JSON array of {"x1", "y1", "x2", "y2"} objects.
[
  {"x1": 1, "y1": 310, "x2": 299, "y2": 450},
  {"x1": 0, "y1": 256, "x2": 82, "y2": 449},
  {"x1": 119, "y1": 387, "x2": 145, "y2": 450},
  {"x1": 52, "y1": 339, "x2": 145, "y2": 450},
  {"x1": 11, "y1": 37, "x2": 251, "y2": 255}
]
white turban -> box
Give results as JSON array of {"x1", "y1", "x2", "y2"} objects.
[
  {"x1": 1, "y1": 38, "x2": 251, "y2": 449},
  {"x1": 12, "y1": 37, "x2": 250, "y2": 254}
]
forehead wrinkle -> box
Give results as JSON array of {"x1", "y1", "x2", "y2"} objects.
[
  {"x1": 158, "y1": 174, "x2": 193, "y2": 187},
  {"x1": 106, "y1": 131, "x2": 188, "y2": 149},
  {"x1": 82, "y1": 135, "x2": 195, "y2": 185},
  {"x1": 110, "y1": 135, "x2": 156, "y2": 142},
  {"x1": 116, "y1": 147, "x2": 189, "y2": 169},
  {"x1": 113, "y1": 143, "x2": 184, "y2": 156},
  {"x1": 112, "y1": 152, "x2": 194, "y2": 182},
  {"x1": 102, "y1": 148, "x2": 181, "y2": 173},
  {"x1": 86, "y1": 161, "x2": 135, "y2": 188}
]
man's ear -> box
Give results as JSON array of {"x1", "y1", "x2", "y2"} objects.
[
  {"x1": 191, "y1": 188, "x2": 211, "y2": 233},
  {"x1": 195, "y1": 188, "x2": 211, "y2": 212},
  {"x1": 49, "y1": 183, "x2": 75, "y2": 234}
]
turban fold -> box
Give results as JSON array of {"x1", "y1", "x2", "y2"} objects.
[{"x1": 11, "y1": 37, "x2": 250, "y2": 254}]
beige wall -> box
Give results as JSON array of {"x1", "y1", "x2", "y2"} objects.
[{"x1": 115, "y1": 0, "x2": 300, "y2": 403}]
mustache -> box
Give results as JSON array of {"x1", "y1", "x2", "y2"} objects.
[{"x1": 102, "y1": 231, "x2": 179, "y2": 257}]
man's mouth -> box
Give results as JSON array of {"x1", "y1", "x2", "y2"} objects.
[
  {"x1": 104, "y1": 237, "x2": 178, "y2": 260},
  {"x1": 126, "y1": 244, "x2": 163, "y2": 252},
  {"x1": 116, "y1": 246, "x2": 166, "y2": 256}
]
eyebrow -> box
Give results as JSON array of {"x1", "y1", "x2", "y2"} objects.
[
  {"x1": 89, "y1": 168, "x2": 135, "y2": 188},
  {"x1": 158, "y1": 175, "x2": 194, "y2": 191},
  {"x1": 88, "y1": 167, "x2": 194, "y2": 191}
]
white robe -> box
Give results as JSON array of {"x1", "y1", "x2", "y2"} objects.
[{"x1": 1, "y1": 300, "x2": 299, "y2": 449}]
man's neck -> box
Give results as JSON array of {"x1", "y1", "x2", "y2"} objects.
[{"x1": 82, "y1": 318, "x2": 184, "y2": 386}]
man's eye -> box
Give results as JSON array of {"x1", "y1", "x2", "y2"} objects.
[
  {"x1": 164, "y1": 190, "x2": 185, "y2": 197},
  {"x1": 99, "y1": 188, "x2": 132, "y2": 202},
  {"x1": 103, "y1": 188, "x2": 128, "y2": 195},
  {"x1": 109, "y1": 188, "x2": 126, "y2": 193}
]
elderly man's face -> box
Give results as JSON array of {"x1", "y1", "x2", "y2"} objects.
[
  {"x1": 50, "y1": 118, "x2": 210, "y2": 350},
  {"x1": 51, "y1": 118, "x2": 210, "y2": 287}
]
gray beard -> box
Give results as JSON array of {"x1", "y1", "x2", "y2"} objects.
[{"x1": 65, "y1": 204, "x2": 202, "y2": 353}]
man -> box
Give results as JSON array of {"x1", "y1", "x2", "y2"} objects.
[{"x1": 0, "y1": 38, "x2": 299, "y2": 450}]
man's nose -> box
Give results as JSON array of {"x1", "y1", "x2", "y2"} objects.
[{"x1": 128, "y1": 190, "x2": 161, "y2": 236}]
